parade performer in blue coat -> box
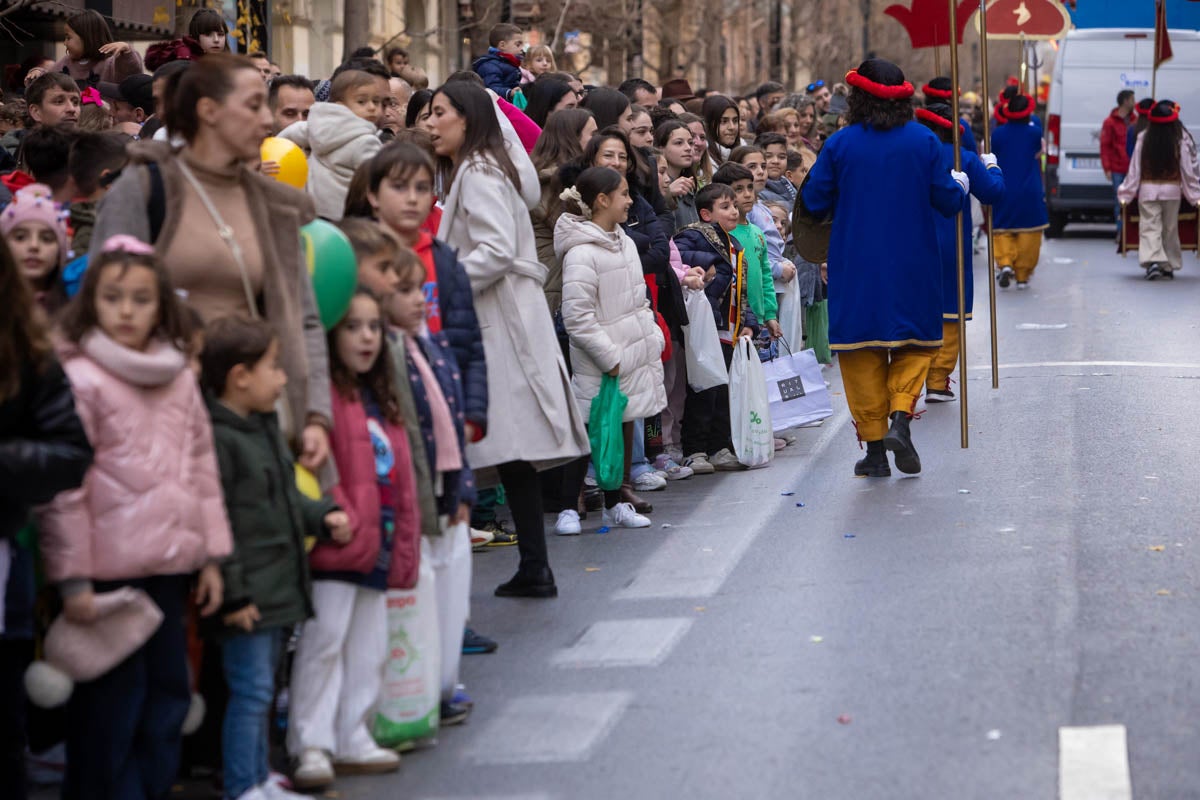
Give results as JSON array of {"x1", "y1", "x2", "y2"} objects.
[
  {"x1": 801, "y1": 59, "x2": 967, "y2": 478},
  {"x1": 915, "y1": 104, "x2": 1006, "y2": 403},
  {"x1": 991, "y1": 94, "x2": 1048, "y2": 289},
  {"x1": 922, "y1": 78, "x2": 978, "y2": 154}
]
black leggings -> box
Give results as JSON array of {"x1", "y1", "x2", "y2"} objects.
[{"x1": 496, "y1": 460, "x2": 549, "y2": 573}]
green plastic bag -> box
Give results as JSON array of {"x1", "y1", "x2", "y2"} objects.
[
  {"x1": 588, "y1": 374, "x2": 628, "y2": 491},
  {"x1": 805, "y1": 299, "x2": 831, "y2": 365}
]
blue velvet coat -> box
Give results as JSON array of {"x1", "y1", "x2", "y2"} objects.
[
  {"x1": 801, "y1": 121, "x2": 964, "y2": 350},
  {"x1": 934, "y1": 145, "x2": 1005, "y2": 318},
  {"x1": 991, "y1": 119, "x2": 1048, "y2": 232}
]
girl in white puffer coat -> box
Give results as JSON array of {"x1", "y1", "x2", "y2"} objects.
[{"x1": 555, "y1": 166, "x2": 666, "y2": 530}]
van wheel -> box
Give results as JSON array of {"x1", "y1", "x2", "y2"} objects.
[{"x1": 1046, "y1": 212, "x2": 1068, "y2": 239}]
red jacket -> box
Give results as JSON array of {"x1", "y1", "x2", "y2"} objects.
[
  {"x1": 1100, "y1": 109, "x2": 1132, "y2": 174},
  {"x1": 309, "y1": 384, "x2": 421, "y2": 589}
]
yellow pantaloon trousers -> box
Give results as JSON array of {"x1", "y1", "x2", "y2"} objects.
[
  {"x1": 994, "y1": 231, "x2": 1043, "y2": 282},
  {"x1": 838, "y1": 347, "x2": 934, "y2": 441},
  {"x1": 927, "y1": 321, "x2": 961, "y2": 391}
]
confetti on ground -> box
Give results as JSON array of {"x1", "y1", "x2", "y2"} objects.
[
  {"x1": 694, "y1": 606, "x2": 706, "y2": 612},
  {"x1": 958, "y1": 489, "x2": 971, "y2": 494},
  {"x1": 584, "y1": 567, "x2": 601, "y2": 572},
  {"x1": 596, "y1": 526, "x2": 610, "y2": 534},
  {"x1": 661, "y1": 523, "x2": 672, "y2": 528},
  {"x1": 986, "y1": 729, "x2": 1002, "y2": 741},
  {"x1": 1053, "y1": 257, "x2": 1075, "y2": 264},
  {"x1": 1156, "y1": 589, "x2": 1172, "y2": 596},
  {"x1": 810, "y1": 636, "x2": 824, "y2": 643},
  {"x1": 844, "y1": 533, "x2": 856, "y2": 539},
  {"x1": 781, "y1": 491, "x2": 795, "y2": 496},
  {"x1": 837, "y1": 715, "x2": 852, "y2": 725},
  {"x1": 795, "y1": 502, "x2": 806, "y2": 508},
  {"x1": 1148, "y1": 545, "x2": 1165, "y2": 552}
]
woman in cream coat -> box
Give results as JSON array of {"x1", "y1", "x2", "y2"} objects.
[{"x1": 431, "y1": 81, "x2": 589, "y2": 599}]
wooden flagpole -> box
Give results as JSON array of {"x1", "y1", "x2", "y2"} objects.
[
  {"x1": 949, "y1": 0, "x2": 968, "y2": 448},
  {"x1": 979, "y1": 0, "x2": 999, "y2": 389}
]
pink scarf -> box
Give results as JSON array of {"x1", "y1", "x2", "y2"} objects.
[{"x1": 404, "y1": 335, "x2": 462, "y2": 474}]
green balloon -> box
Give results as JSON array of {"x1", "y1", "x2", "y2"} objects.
[{"x1": 300, "y1": 220, "x2": 358, "y2": 330}]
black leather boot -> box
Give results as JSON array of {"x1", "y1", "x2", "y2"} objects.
[
  {"x1": 854, "y1": 440, "x2": 891, "y2": 477},
  {"x1": 495, "y1": 566, "x2": 558, "y2": 598},
  {"x1": 883, "y1": 411, "x2": 921, "y2": 474}
]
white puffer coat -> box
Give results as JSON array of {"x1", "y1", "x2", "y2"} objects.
[
  {"x1": 278, "y1": 102, "x2": 382, "y2": 220},
  {"x1": 555, "y1": 213, "x2": 667, "y2": 420}
]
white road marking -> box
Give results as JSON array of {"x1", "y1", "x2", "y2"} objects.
[
  {"x1": 550, "y1": 618, "x2": 694, "y2": 668},
  {"x1": 461, "y1": 692, "x2": 632, "y2": 765},
  {"x1": 420, "y1": 796, "x2": 553, "y2": 800},
  {"x1": 615, "y1": 405, "x2": 852, "y2": 600},
  {"x1": 970, "y1": 360, "x2": 1200, "y2": 371},
  {"x1": 1059, "y1": 724, "x2": 1132, "y2": 800}
]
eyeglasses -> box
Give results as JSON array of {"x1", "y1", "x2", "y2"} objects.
[{"x1": 806, "y1": 80, "x2": 826, "y2": 93}]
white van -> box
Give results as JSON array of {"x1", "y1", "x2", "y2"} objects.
[{"x1": 1044, "y1": 27, "x2": 1200, "y2": 236}]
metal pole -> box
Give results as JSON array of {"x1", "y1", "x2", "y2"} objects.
[
  {"x1": 979, "y1": 0, "x2": 999, "y2": 389},
  {"x1": 949, "y1": 0, "x2": 968, "y2": 448}
]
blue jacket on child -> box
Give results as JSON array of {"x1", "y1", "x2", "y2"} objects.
[
  {"x1": 472, "y1": 48, "x2": 522, "y2": 99},
  {"x1": 673, "y1": 222, "x2": 759, "y2": 336},
  {"x1": 428, "y1": 237, "x2": 488, "y2": 429}
]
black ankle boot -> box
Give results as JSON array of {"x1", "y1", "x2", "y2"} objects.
[
  {"x1": 854, "y1": 440, "x2": 891, "y2": 477},
  {"x1": 883, "y1": 411, "x2": 921, "y2": 474},
  {"x1": 495, "y1": 566, "x2": 558, "y2": 599}
]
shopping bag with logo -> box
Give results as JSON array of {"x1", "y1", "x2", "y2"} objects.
[
  {"x1": 588, "y1": 373, "x2": 628, "y2": 491},
  {"x1": 373, "y1": 557, "x2": 440, "y2": 747},
  {"x1": 682, "y1": 288, "x2": 728, "y2": 391},
  {"x1": 728, "y1": 337, "x2": 774, "y2": 467},
  {"x1": 761, "y1": 339, "x2": 833, "y2": 432}
]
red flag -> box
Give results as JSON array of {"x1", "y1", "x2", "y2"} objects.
[{"x1": 1155, "y1": 0, "x2": 1174, "y2": 69}]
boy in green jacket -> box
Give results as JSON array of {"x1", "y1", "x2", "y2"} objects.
[{"x1": 200, "y1": 315, "x2": 349, "y2": 800}]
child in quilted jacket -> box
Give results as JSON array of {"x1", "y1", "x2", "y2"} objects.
[{"x1": 39, "y1": 235, "x2": 232, "y2": 798}]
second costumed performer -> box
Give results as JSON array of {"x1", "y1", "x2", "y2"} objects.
[{"x1": 800, "y1": 58, "x2": 968, "y2": 477}]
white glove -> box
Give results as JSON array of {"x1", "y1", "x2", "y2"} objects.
[
  {"x1": 951, "y1": 169, "x2": 970, "y2": 194},
  {"x1": 979, "y1": 152, "x2": 998, "y2": 168}
]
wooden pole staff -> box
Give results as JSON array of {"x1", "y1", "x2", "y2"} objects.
[
  {"x1": 949, "y1": 0, "x2": 968, "y2": 448},
  {"x1": 979, "y1": 0, "x2": 999, "y2": 389}
]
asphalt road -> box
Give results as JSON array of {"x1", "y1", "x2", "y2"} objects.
[{"x1": 330, "y1": 227, "x2": 1200, "y2": 800}]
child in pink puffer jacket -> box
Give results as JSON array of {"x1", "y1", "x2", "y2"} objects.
[{"x1": 38, "y1": 235, "x2": 232, "y2": 798}]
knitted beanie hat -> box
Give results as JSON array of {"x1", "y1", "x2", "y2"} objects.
[{"x1": 0, "y1": 184, "x2": 71, "y2": 267}]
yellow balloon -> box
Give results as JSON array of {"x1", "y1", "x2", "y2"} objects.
[
  {"x1": 294, "y1": 464, "x2": 321, "y2": 500},
  {"x1": 261, "y1": 137, "x2": 308, "y2": 190}
]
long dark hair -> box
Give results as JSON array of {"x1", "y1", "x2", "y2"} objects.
[
  {"x1": 432, "y1": 82, "x2": 522, "y2": 195},
  {"x1": 405, "y1": 89, "x2": 432, "y2": 128},
  {"x1": 1141, "y1": 101, "x2": 1184, "y2": 181},
  {"x1": 0, "y1": 238, "x2": 52, "y2": 402},
  {"x1": 581, "y1": 87, "x2": 631, "y2": 130},
  {"x1": 523, "y1": 78, "x2": 574, "y2": 128},
  {"x1": 562, "y1": 166, "x2": 624, "y2": 217},
  {"x1": 58, "y1": 249, "x2": 190, "y2": 350},
  {"x1": 702, "y1": 94, "x2": 740, "y2": 163},
  {"x1": 531, "y1": 108, "x2": 593, "y2": 173},
  {"x1": 328, "y1": 287, "x2": 402, "y2": 424},
  {"x1": 164, "y1": 53, "x2": 260, "y2": 144},
  {"x1": 583, "y1": 127, "x2": 639, "y2": 189},
  {"x1": 846, "y1": 59, "x2": 914, "y2": 132},
  {"x1": 188, "y1": 8, "x2": 228, "y2": 40}
]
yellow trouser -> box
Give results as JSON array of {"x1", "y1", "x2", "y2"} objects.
[
  {"x1": 994, "y1": 231, "x2": 1043, "y2": 282},
  {"x1": 927, "y1": 321, "x2": 961, "y2": 391},
  {"x1": 839, "y1": 347, "x2": 934, "y2": 441}
]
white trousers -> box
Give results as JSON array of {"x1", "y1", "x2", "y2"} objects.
[
  {"x1": 426, "y1": 522, "x2": 472, "y2": 701},
  {"x1": 1139, "y1": 198, "x2": 1183, "y2": 272},
  {"x1": 287, "y1": 581, "x2": 387, "y2": 758}
]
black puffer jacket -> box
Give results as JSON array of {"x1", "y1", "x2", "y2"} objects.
[{"x1": 0, "y1": 357, "x2": 93, "y2": 541}]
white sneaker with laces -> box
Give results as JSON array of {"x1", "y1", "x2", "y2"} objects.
[
  {"x1": 653, "y1": 454, "x2": 694, "y2": 480},
  {"x1": 602, "y1": 502, "x2": 651, "y2": 528},
  {"x1": 685, "y1": 452, "x2": 715, "y2": 474},
  {"x1": 333, "y1": 745, "x2": 401, "y2": 774},
  {"x1": 292, "y1": 748, "x2": 335, "y2": 790},
  {"x1": 632, "y1": 471, "x2": 667, "y2": 492},
  {"x1": 554, "y1": 509, "x2": 582, "y2": 535}
]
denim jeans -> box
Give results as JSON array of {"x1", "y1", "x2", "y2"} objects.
[
  {"x1": 629, "y1": 419, "x2": 653, "y2": 480},
  {"x1": 1112, "y1": 172, "x2": 1126, "y2": 236},
  {"x1": 222, "y1": 627, "x2": 283, "y2": 799}
]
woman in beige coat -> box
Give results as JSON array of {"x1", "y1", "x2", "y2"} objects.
[{"x1": 431, "y1": 81, "x2": 590, "y2": 599}]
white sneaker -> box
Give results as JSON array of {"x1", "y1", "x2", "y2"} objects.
[
  {"x1": 653, "y1": 454, "x2": 694, "y2": 480},
  {"x1": 632, "y1": 471, "x2": 667, "y2": 492},
  {"x1": 292, "y1": 748, "x2": 334, "y2": 790},
  {"x1": 602, "y1": 502, "x2": 651, "y2": 528},
  {"x1": 260, "y1": 780, "x2": 308, "y2": 799},
  {"x1": 685, "y1": 452, "x2": 715, "y2": 474},
  {"x1": 709, "y1": 448, "x2": 747, "y2": 471},
  {"x1": 554, "y1": 509, "x2": 582, "y2": 535},
  {"x1": 333, "y1": 745, "x2": 401, "y2": 775}
]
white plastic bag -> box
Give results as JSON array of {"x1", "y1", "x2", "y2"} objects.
[
  {"x1": 426, "y1": 523, "x2": 471, "y2": 700},
  {"x1": 682, "y1": 288, "x2": 728, "y2": 391},
  {"x1": 762, "y1": 346, "x2": 833, "y2": 432},
  {"x1": 728, "y1": 337, "x2": 774, "y2": 467},
  {"x1": 775, "y1": 278, "x2": 806, "y2": 356},
  {"x1": 373, "y1": 557, "x2": 440, "y2": 746}
]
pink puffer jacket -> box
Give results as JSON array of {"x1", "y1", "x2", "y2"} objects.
[
  {"x1": 38, "y1": 332, "x2": 233, "y2": 586},
  {"x1": 308, "y1": 385, "x2": 421, "y2": 589}
]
